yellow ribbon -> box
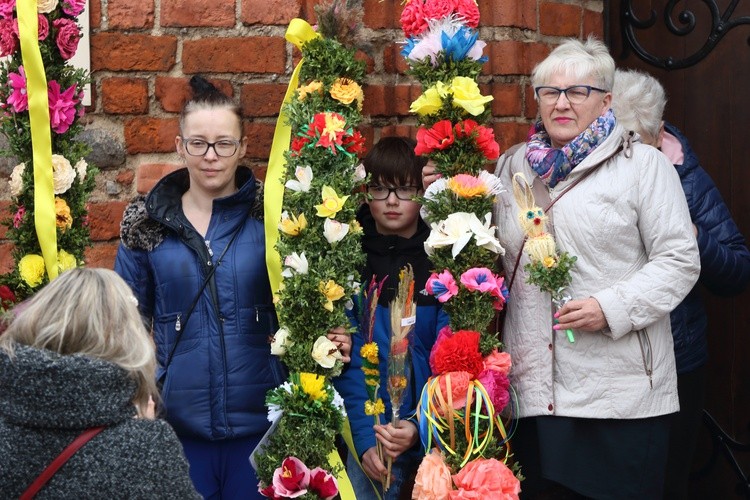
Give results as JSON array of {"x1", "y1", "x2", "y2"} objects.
[
  {"x1": 330, "y1": 417, "x2": 360, "y2": 500},
  {"x1": 17, "y1": 0, "x2": 57, "y2": 282},
  {"x1": 264, "y1": 19, "x2": 320, "y2": 296}
]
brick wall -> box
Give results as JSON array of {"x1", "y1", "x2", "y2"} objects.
[{"x1": 0, "y1": 0, "x2": 604, "y2": 271}]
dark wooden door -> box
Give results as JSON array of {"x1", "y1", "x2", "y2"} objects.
[{"x1": 608, "y1": 1, "x2": 750, "y2": 497}]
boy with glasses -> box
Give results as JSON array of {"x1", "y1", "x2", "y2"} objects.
[{"x1": 334, "y1": 137, "x2": 449, "y2": 499}]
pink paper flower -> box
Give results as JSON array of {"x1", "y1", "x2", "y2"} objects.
[
  {"x1": 271, "y1": 457, "x2": 310, "y2": 498},
  {"x1": 37, "y1": 14, "x2": 49, "y2": 41},
  {"x1": 436, "y1": 371, "x2": 472, "y2": 410},
  {"x1": 477, "y1": 369, "x2": 510, "y2": 412},
  {"x1": 52, "y1": 18, "x2": 80, "y2": 60},
  {"x1": 483, "y1": 349, "x2": 511, "y2": 376},
  {"x1": 0, "y1": 18, "x2": 17, "y2": 57},
  {"x1": 0, "y1": 0, "x2": 14, "y2": 20},
  {"x1": 13, "y1": 206, "x2": 25, "y2": 228},
  {"x1": 455, "y1": 0, "x2": 481, "y2": 28},
  {"x1": 460, "y1": 267, "x2": 500, "y2": 294},
  {"x1": 451, "y1": 458, "x2": 520, "y2": 499},
  {"x1": 48, "y1": 80, "x2": 78, "y2": 134},
  {"x1": 426, "y1": 270, "x2": 458, "y2": 303},
  {"x1": 400, "y1": 0, "x2": 429, "y2": 38},
  {"x1": 62, "y1": 0, "x2": 86, "y2": 16},
  {"x1": 308, "y1": 467, "x2": 338, "y2": 500},
  {"x1": 413, "y1": 449, "x2": 454, "y2": 500},
  {"x1": 424, "y1": 0, "x2": 456, "y2": 21},
  {"x1": 7, "y1": 66, "x2": 27, "y2": 113}
]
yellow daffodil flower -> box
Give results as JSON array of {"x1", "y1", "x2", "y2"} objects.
[
  {"x1": 319, "y1": 279, "x2": 345, "y2": 312},
  {"x1": 279, "y1": 212, "x2": 308, "y2": 236},
  {"x1": 315, "y1": 186, "x2": 349, "y2": 218}
]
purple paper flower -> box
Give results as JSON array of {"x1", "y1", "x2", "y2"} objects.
[
  {"x1": 52, "y1": 18, "x2": 80, "y2": 60},
  {"x1": 7, "y1": 66, "x2": 27, "y2": 113},
  {"x1": 48, "y1": 80, "x2": 78, "y2": 134},
  {"x1": 62, "y1": 0, "x2": 86, "y2": 17}
]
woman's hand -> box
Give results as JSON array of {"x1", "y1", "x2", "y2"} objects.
[
  {"x1": 326, "y1": 326, "x2": 351, "y2": 363},
  {"x1": 421, "y1": 160, "x2": 440, "y2": 190},
  {"x1": 555, "y1": 297, "x2": 608, "y2": 332},
  {"x1": 374, "y1": 420, "x2": 418, "y2": 460},
  {"x1": 361, "y1": 446, "x2": 387, "y2": 481}
]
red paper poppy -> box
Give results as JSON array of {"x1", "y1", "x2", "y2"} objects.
[{"x1": 415, "y1": 119, "x2": 455, "y2": 156}]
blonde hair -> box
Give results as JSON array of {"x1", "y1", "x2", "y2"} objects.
[
  {"x1": 531, "y1": 36, "x2": 616, "y2": 93},
  {"x1": 0, "y1": 268, "x2": 157, "y2": 418},
  {"x1": 611, "y1": 68, "x2": 666, "y2": 144}
]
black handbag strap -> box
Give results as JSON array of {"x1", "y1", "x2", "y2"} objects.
[{"x1": 162, "y1": 218, "x2": 246, "y2": 375}]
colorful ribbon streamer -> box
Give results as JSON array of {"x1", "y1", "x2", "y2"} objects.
[{"x1": 17, "y1": 0, "x2": 57, "y2": 281}]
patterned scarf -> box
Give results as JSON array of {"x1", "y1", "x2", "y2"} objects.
[{"x1": 526, "y1": 108, "x2": 616, "y2": 188}]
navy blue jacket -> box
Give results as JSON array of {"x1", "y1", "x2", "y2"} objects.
[
  {"x1": 333, "y1": 205, "x2": 449, "y2": 458},
  {"x1": 666, "y1": 123, "x2": 750, "y2": 373},
  {"x1": 115, "y1": 168, "x2": 285, "y2": 440}
]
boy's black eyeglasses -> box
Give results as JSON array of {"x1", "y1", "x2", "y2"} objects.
[
  {"x1": 367, "y1": 185, "x2": 420, "y2": 200},
  {"x1": 534, "y1": 85, "x2": 608, "y2": 105},
  {"x1": 182, "y1": 138, "x2": 241, "y2": 157}
]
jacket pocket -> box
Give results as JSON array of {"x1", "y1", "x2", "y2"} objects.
[
  {"x1": 238, "y1": 304, "x2": 277, "y2": 346},
  {"x1": 636, "y1": 329, "x2": 654, "y2": 389},
  {"x1": 154, "y1": 311, "x2": 201, "y2": 358}
]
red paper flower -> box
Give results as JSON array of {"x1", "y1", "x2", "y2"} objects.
[
  {"x1": 309, "y1": 467, "x2": 338, "y2": 500},
  {"x1": 271, "y1": 456, "x2": 310, "y2": 497},
  {"x1": 0, "y1": 285, "x2": 16, "y2": 309},
  {"x1": 290, "y1": 135, "x2": 310, "y2": 156},
  {"x1": 400, "y1": 0, "x2": 429, "y2": 38},
  {"x1": 415, "y1": 120, "x2": 455, "y2": 156},
  {"x1": 475, "y1": 124, "x2": 500, "y2": 160},
  {"x1": 430, "y1": 329, "x2": 484, "y2": 377},
  {"x1": 343, "y1": 129, "x2": 366, "y2": 155}
]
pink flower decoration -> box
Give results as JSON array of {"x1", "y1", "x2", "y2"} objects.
[
  {"x1": 436, "y1": 371, "x2": 472, "y2": 410},
  {"x1": 426, "y1": 270, "x2": 458, "y2": 303},
  {"x1": 0, "y1": 0, "x2": 14, "y2": 20},
  {"x1": 477, "y1": 369, "x2": 510, "y2": 412},
  {"x1": 48, "y1": 80, "x2": 78, "y2": 134},
  {"x1": 0, "y1": 18, "x2": 17, "y2": 57},
  {"x1": 483, "y1": 349, "x2": 511, "y2": 376},
  {"x1": 271, "y1": 456, "x2": 310, "y2": 498},
  {"x1": 460, "y1": 267, "x2": 499, "y2": 294},
  {"x1": 455, "y1": 0, "x2": 481, "y2": 28},
  {"x1": 451, "y1": 458, "x2": 520, "y2": 500},
  {"x1": 7, "y1": 66, "x2": 27, "y2": 113},
  {"x1": 62, "y1": 0, "x2": 86, "y2": 17},
  {"x1": 13, "y1": 206, "x2": 25, "y2": 229},
  {"x1": 258, "y1": 484, "x2": 282, "y2": 499},
  {"x1": 309, "y1": 467, "x2": 338, "y2": 500},
  {"x1": 413, "y1": 449, "x2": 454, "y2": 500},
  {"x1": 37, "y1": 14, "x2": 49, "y2": 41},
  {"x1": 52, "y1": 18, "x2": 80, "y2": 60},
  {"x1": 424, "y1": 0, "x2": 456, "y2": 21},
  {"x1": 400, "y1": 0, "x2": 429, "y2": 38}
]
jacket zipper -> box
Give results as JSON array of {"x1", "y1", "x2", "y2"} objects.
[{"x1": 637, "y1": 329, "x2": 654, "y2": 389}]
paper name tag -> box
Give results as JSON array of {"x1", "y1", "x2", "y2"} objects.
[{"x1": 401, "y1": 316, "x2": 416, "y2": 326}]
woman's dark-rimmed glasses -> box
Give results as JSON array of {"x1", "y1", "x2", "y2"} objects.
[
  {"x1": 182, "y1": 138, "x2": 241, "y2": 157},
  {"x1": 367, "y1": 185, "x2": 420, "y2": 200},
  {"x1": 534, "y1": 85, "x2": 608, "y2": 105}
]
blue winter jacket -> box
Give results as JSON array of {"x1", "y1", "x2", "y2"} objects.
[
  {"x1": 666, "y1": 123, "x2": 750, "y2": 374},
  {"x1": 115, "y1": 168, "x2": 286, "y2": 440},
  {"x1": 333, "y1": 205, "x2": 449, "y2": 458}
]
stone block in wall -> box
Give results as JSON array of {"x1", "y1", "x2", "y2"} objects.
[
  {"x1": 85, "y1": 242, "x2": 119, "y2": 270},
  {"x1": 136, "y1": 163, "x2": 182, "y2": 194},
  {"x1": 240, "y1": 83, "x2": 286, "y2": 118},
  {"x1": 155, "y1": 77, "x2": 233, "y2": 114},
  {"x1": 124, "y1": 117, "x2": 180, "y2": 154},
  {"x1": 108, "y1": 0, "x2": 155, "y2": 30},
  {"x1": 75, "y1": 129, "x2": 126, "y2": 170},
  {"x1": 91, "y1": 34, "x2": 177, "y2": 72},
  {"x1": 0, "y1": 135, "x2": 18, "y2": 176},
  {"x1": 182, "y1": 37, "x2": 285, "y2": 74},
  {"x1": 241, "y1": 0, "x2": 300, "y2": 25},
  {"x1": 0, "y1": 201, "x2": 9, "y2": 239},
  {"x1": 162, "y1": 0, "x2": 235, "y2": 27},
  {"x1": 0, "y1": 242, "x2": 13, "y2": 274},
  {"x1": 584, "y1": 8, "x2": 605, "y2": 37},
  {"x1": 242, "y1": 122, "x2": 275, "y2": 160},
  {"x1": 88, "y1": 201, "x2": 128, "y2": 241},
  {"x1": 540, "y1": 2, "x2": 582, "y2": 37},
  {"x1": 102, "y1": 78, "x2": 149, "y2": 115}
]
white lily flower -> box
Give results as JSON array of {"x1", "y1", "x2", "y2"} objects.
[
  {"x1": 424, "y1": 212, "x2": 474, "y2": 258},
  {"x1": 285, "y1": 165, "x2": 313, "y2": 192},
  {"x1": 311, "y1": 336, "x2": 342, "y2": 369},
  {"x1": 470, "y1": 213, "x2": 505, "y2": 255},
  {"x1": 270, "y1": 327, "x2": 293, "y2": 356},
  {"x1": 281, "y1": 251, "x2": 309, "y2": 277},
  {"x1": 323, "y1": 218, "x2": 349, "y2": 244}
]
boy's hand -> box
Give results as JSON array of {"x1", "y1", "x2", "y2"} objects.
[
  {"x1": 421, "y1": 161, "x2": 440, "y2": 190},
  {"x1": 326, "y1": 326, "x2": 351, "y2": 362},
  {"x1": 374, "y1": 420, "x2": 418, "y2": 460},
  {"x1": 361, "y1": 446, "x2": 387, "y2": 481}
]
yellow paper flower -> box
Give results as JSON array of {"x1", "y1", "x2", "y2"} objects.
[
  {"x1": 543, "y1": 256, "x2": 557, "y2": 268},
  {"x1": 279, "y1": 212, "x2": 308, "y2": 236},
  {"x1": 57, "y1": 249, "x2": 77, "y2": 272},
  {"x1": 298, "y1": 80, "x2": 323, "y2": 100},
  {"x1": 55, "y1": 197, "x2": 73, "y2": 232},
  {"x1": 330, "y1": 77, "x2": 364, "y2": 108},
  {"x1": 365, "y1": 398, "x2": 385, "y2": 416},
  {"x1": 300, "y1": 372, "x2": 327, "y2": 401},
  {"x1": 319, "y1": 279, "x2": 345, "y2": 312},
  {"x1": 410, "y1": 82, "x2": 447, "y2": 116},
  {"x1": 315, "y1": 186, "x2": 349, "y2": 218},
  {"x1": 360, "y1": 342, "x2": 379, "y2": 364},
  {"x1": 19, "y1": 254, "x2": 45, "y2": 287},
  {"x1": 450, "y1": 76, "x2": 493, "y2": 116},
  {"x1": 448, "y1": 174, "x2": 488, "y2": 198}
]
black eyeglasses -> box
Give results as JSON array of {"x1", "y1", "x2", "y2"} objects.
[
  {"x1": 534, "y1": 85, "x2": 608, "y2": 105},
  {"x1": 182, "y1": 138, "x2": 241, "y2": 157},
  {"x1": 367, "y1": 185, "x2": 420, "y2": 201}
]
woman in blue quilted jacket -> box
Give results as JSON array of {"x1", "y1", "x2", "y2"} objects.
[
  {"x1": 613, "y1": 68, "x2": 750, "y2": 500},
  {"x1": 114, "y1": 76, "x2": 350, "y2": 499}
]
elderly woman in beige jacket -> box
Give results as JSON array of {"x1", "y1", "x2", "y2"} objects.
[{"x1": 423, "y1": 38, "x2": 699, "y2": 499}]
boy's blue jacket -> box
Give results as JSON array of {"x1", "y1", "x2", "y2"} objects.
[
  {"x1": 114, "y1": 168, "x2": 286, "y2": 440},
  {"x1": 665, "y1": 123, "x2": 750, "y2": 374},
  {"x1": 334, "y1": 205, "x2": 449, "y2": 458}
]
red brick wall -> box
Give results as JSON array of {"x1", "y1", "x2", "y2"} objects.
[{"x1": 1, "y1": 0, "x2": 604, "y2": 270}]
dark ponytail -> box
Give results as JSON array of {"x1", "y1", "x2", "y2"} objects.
[{"x1": 179, "y1": 75, "x2": 242, "y2": 133}]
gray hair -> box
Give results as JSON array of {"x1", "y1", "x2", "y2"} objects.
[
  {"x1": 531, "y1": 36, "x2": 615, "y2": 94},
  {"x1": 611, "y1": 68, "x2": 666, "y2": 144},
  {"x1": 0, "y1": 268, "x2": 157, "y2": 418}
]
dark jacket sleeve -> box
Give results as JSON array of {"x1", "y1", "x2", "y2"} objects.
[
  {"x1": 114, "y1": 242, "x2": 155, "y2": 320},
  {"x1": 688, "y1": 165, "x2": 750, "y2": 296}
]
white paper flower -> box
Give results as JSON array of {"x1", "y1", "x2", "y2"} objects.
[
  {"x1": 470, "y1": 212, "x2": 505, "y2": 255},
  {"x1": 51, "y1": 154, "x2": 76, "y2": 194},
  {"x1": 423, "y1": 176, "x2": 449, "y2": 202},
  {"x1": 266, "y1": 382, "x2": 293, "y2": 422},
  {"x1": 424, "y1": 212, "x2": 474, "y2": 257},
  {"x1": 270, "y1": 327, "x2": 293, "y2": 356},
  {"x1": 281, "y1": 252, "x2": 309, "y2": 278},
  {"x1": 331, "y1": 387, "x2": 347, "y2": 417},
  {"x1": 285, "y1": 165, "x2": 313, "y2": 192},
  {"x1": 74, "y1": 159, "x2": 88, "y2": 182},
  {"x1": 311, "y1": 335, "x2": 342, "y2": 369},
  {"x1": 37, "y1": 0, "x2": 58, "y2": 14},
  {"x1": 352, "y1": 162, "x2": 366, "y2": 182},
  {"x1": 478, "y1": 170, "x2": 504, "y2": 196},
  {"x1": 323, "y1": 218, "x2": 349, "y2": 244},
  {"x1": 9, "y1": 163, "x2": 25, "y2": 197}
]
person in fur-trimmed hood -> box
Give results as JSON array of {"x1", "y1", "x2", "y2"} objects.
[{"x1": 0, "y1": 268, "x2": 199, "y2": 499}]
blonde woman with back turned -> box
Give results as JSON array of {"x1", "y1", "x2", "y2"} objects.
[{"x1": 0, "y1": 268, "x2": 199, "y2": 499}]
